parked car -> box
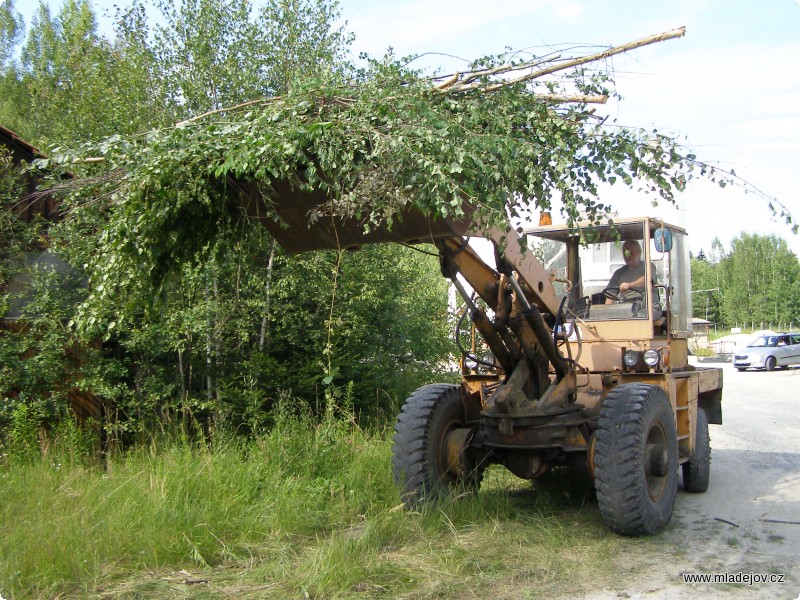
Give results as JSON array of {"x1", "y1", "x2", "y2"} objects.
[{"x1": 733, "y1": 333, "x2": 800, "y2": 371}]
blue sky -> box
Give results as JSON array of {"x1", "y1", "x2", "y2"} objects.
[{"x1": 16, "y1": 0, "x2": 800, "y2": 255}]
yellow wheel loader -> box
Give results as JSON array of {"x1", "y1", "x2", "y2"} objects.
[{"x1": 259, "y1": 190, "x2": 722, "y2": 536}]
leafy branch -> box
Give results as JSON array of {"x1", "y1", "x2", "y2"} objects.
[{"x1": 41, "y1": 26, "x2": 791, "y2": 335}]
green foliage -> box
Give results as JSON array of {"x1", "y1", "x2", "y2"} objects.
[
  {"x1": 691, "y1": 233, "x2": 800, "y2": 329},
  {"x1": 4, "y1": 1, "x2": 125, "y2": 143},
  {"x1": 5, "y1": 402, "x2": 40, "y2": 459},
  {"x1": 49, "y1": 32, "x2": 770, "y2": 346},
  {"x1": 1, "y1": 149, "x2": 87, "y2": 432},
  {"x1": 0, "y1": 148, "x2": 32, "y2": 281},
  {"x1": 0, "y1": 261, "x2": 89, "y2": 428},
  {"x1": 718, "y1": 233, "x2": 800, "y2": 328},
  {"x1": 0, "y1": 0, "x2": 22, "y2": 69},
  {"x1": 2, "y1": 0, "x2": 452, "y2": 435},
  {"x1": 0, "y1": 415, "x2": 621, "y2": 599},
  {"x1": 690, "y1": 253, "x2": 723, "y2": 324},
  {"x1": 150, "y1": 0, "x2": 353, "y2": 114},
  {"x1": 60, "y1": 58, "x2": 705, "y2": 325},
  {"x1": 3, "y1": 0, "x2": 792, "y2": 447}
]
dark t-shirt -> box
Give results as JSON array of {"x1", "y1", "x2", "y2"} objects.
[
  {"x1": 607, "y1": 261, "x2": 646, "y2": 290},
  {"x1": 606, "y1": 261, "x2": 661, "y2": 315}
]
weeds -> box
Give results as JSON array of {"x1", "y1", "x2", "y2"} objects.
[{"x1": 0, "y1": 406, "x2": 621, "y2": 599}]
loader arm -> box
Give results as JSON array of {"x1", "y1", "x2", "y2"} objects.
[
  {"x1": 250, "y1": 186, "x2": 575, "y2": 407},
  {"x1": 435, "y1": 227, "x2": 569, "y2": 380}
]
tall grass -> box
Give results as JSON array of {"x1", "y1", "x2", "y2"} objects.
[{"x1": 0, "y1": 405, "x2": 628, "y2": 599}]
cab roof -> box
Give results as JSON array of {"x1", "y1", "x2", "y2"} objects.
[{"x1": 522, "y1": 216, "x2": 686, "y2": 244}]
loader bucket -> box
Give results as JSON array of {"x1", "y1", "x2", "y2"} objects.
[{"x1": 242, "y1": 179, "x2": 474, "y2": 254}]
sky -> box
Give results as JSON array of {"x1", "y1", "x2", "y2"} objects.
[{"x1": 16, "y1": 0, "x2": 800, "y2": 256}]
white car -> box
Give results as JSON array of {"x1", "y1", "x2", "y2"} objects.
[{"x1": 733, "y1": 333, "x2": 800, "y2": 371}]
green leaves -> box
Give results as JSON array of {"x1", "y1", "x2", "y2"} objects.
[{"x1": 697, "y1": 233, "x2": 800, "y2": 329}]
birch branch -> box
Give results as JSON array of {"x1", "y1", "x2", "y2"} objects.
[
  {"x1": 502, "y1": 26, "x2": 686, "y2": 85},
  {"x1": 434, "y1": 55, "x2": 560, "y2": 91},
  {"x1": 444, "y1": 26, "x2": 685, "y2": 94},
  {"x1": 534, "y1": 93, "x2": 608, "y2": 104}
]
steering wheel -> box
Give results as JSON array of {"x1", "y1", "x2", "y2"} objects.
[{"x1": 603, "y1": 286, "x2": 644, "y2": 303}]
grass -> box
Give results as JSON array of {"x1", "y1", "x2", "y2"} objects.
[{"x1": 0, "y1": 409, "x2": 626, "y2": 599}]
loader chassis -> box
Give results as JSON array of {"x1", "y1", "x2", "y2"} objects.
[
  {"x1": 258, "y1": 185, "x2": 723, "y2": 535},
  {"x1": 391, "y1": 216, "x2": 723, "y2": 536}
]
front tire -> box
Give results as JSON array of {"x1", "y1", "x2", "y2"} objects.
[
  {"x1": 683, "y1": 408, "x2": 710, "y2": 493},
  {"x1": 392, "y1": 384, "x2": 481, "y2": 506},
  {"x1": 765, "y1": 356, "x2": 777, "y2": 371},
  {"x1": 593, "y1": 383, "x2": 678, "y2": 536}
]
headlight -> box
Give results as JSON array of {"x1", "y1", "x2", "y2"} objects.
[
  {"x1": 623, "y1": 350, "x2": 640, "y2": 368},
  {"x1": 464, "y1": 356, "x2": 478, "y2": 370},
  {"x1": 643, "y1": 349, "x2": 661, "y2": 367}
]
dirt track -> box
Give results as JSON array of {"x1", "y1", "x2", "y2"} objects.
[{"x1": 590, "y1": 360, "x2": 800, "y2": 599}]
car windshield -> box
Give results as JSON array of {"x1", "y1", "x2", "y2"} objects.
[{"x1": 749, "y1": 336, "x2": 779, "y2": 348}]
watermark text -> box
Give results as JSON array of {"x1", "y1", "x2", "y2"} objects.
[{"x1": 682, "y1": 571, "x2": 785, "y2": 585}]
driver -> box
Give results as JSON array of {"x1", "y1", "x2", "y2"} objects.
[{"x1": 604, "y1": 240, "x2": 649, "y2": 304}]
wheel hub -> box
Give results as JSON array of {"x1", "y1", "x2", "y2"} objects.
[
  {"x1": 443, "y1": 426, "x2": 475, "y2": 477},
  {"x1": 644, "y1": 422, "x2": 669, "y2": 500},
  {"x1": 646, "y1": 443, "x2": 669, "y2": 477}
]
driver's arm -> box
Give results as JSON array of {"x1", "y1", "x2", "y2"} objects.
[{"x1": 619, "y1": 274, "x2": 645, "y2": 291}]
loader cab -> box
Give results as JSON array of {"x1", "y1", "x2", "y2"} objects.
[{"x1": 524, "y1": 217, "x2": 692, "y2": 370}]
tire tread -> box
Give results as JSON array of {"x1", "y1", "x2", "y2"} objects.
[{"x1": 593, "y1": 383, "x2": 678, "y2": 536}]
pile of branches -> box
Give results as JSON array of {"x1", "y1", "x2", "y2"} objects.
[{"x1": 39, "y1": 26, "x2": 758, "y2": 330}]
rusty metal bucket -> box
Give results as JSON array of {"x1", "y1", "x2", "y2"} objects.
[{"x1": 240, "y1": 179, "x2": 474, "y2": 254}]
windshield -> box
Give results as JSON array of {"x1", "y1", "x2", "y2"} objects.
[
  {"x1": 749, "y1": 336, "x2": 779, "y2": 347},
  {"x1": 528, "y1": 222, "x2": 653, "y2": 321}
]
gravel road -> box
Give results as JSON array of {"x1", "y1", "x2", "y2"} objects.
[{"x1": 593, "y1": 360, "x2": 800, "y2": 600}]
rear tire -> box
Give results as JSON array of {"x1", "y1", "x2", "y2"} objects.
[
  {"x1": 593, "y1": 383, "x2": 678, "y2": 536},
  {"x1": 682, "y1": 408, "x2": 710, "y2": 493},
  {"x1": 392, "y1": 384, "x2": 482, "y2": 506},
  {"x1": 765, "y1": 356, "x2": 777, "y2": 371}
]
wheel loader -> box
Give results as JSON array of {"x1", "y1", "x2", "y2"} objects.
[{"x1": 256, "y1": 189, "x2": 723, "y2": 536}]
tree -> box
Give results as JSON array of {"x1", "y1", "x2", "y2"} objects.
[
  {"x1": 690, "y1": 254, "x2": 721, "y2": 324},
  {"x1": 255, "y1": 0, "x2": 353, "y2": 95},
  {"x1": 8, "y1": 0, "x2": 451, "y2": 429},
  {"x1": 4, "y1": 0, "x2": 403, "y2": 433},
  {"x1": 0, "y1": 0, "x2": 154, "y2": 144},
  {"x1": 0, "y1": 0, "x2": 22, "y2": 69},
  {"x1": 148, "y1": 0, "x2": 352, "y2": 118},
  {"x1": 717, "y1": 233, "x2": 800, "y2": 329}
]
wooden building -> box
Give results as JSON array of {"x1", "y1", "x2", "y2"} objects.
[{"x1": 1, "y1": 126, "x2": 104, "y2": 423}]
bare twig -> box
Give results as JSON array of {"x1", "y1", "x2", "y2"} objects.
[
  {"x1": 714, "y1": 517, "x2": 740, "y2": 528},
  {"x1": 449, "y1": 55, "x2": 561, "y2": 89},
  {"x1": 175, "y1": 96, "x2": 282, "y2": 127},
  {"x1": 525, "y1": 93, "x2": 607, "y2": 104},
  {"x1": 762, "y1": 518, "x2": 800, "y2": 526}
]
